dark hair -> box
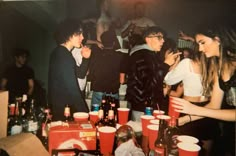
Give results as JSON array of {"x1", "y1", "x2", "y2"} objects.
[
  {"x1": 161, "y1": 38, "x2": 176, "y2": 52},
  {"x1": 13, "y1": 48, "x2": 30, "y2": 57},
  {"x1": 195, "y1": 22, "x2": 236, "y2": 96},
  {"x1": 160, "y1": 38, "x2": 176, "y2": 61},
  {"x1": 143, "y1": 26, "x2": 167, "y2": 39},
  {"x1": 54, "y1": 19, "x2": 83, "y2": 44},
  {"x1": 194, "y1": 22, "x2": 236, "y2": 59}
]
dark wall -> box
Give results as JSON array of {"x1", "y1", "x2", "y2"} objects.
[
  {"x1": 0, "y1": 0, "x2": 235, "y2": 97},
  {"x1": 0, "y1": 3, "x2": 56, "y2": 92}
]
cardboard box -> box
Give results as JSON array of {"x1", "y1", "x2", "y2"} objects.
[
  {"x1": 49, "y1": 122, "x2": 97, "y2": 155},
  {"x1": 0, "y1": 91, "x2": 8, "y2": 139},
  {"x1": 0, "y1": 133, "x2": 50, "y2": 156}
]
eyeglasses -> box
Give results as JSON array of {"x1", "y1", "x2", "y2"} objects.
[{"x1": 147, "y1": 35, "x2": 164, "y2": 40}]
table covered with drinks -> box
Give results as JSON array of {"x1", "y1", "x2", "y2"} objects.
[{"x1": 5, "y1": 94, "x2": 202, "y2": 156}]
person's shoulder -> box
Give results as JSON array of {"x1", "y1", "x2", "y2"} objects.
[
  {"x1": 131, "y1": 49, "x2": 152, "y2": 58},
  {"x1": 180, "y1": 58, "x2": 191, "y2": 64},
  {"x1": 54, "y1": 46, "x2": 70, "y2": 56},
  {"x1": 177, "y1": 58, "x2": 192, "y2": 68}
]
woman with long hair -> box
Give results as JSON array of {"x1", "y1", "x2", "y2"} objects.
[
  {"x1": 172, "y1": 23, "x2": 236, "y2": 156},
  {"x1": 164, "y1": 36, "x2": 219, "y2": 156}
]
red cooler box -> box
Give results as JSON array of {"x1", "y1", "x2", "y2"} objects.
[{"x1": 49, "y1": 122, "x2": 96, "y2": 155}]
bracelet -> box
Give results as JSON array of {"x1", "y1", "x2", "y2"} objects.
[{"x1": 188, "y1": 115, "x2": 192, "y2": 122}]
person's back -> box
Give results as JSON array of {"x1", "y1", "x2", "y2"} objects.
[{"x1": 89, "y1": 29, "x2": 126, "y2": 105}]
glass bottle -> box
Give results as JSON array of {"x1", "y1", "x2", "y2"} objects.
[
  {"x1": 154, "y1": 118, "x2": 167, "y2": 156},
  {"x1": 96, "y1": 107, "x2": 104, "y2": 127},
  {"x1": 165, "y1": 117, "x2": 180, "y2": 155},
  {"x1": 110, "y1": 97, "x2": 118, "y2": 121},
  {"x1": 64, "y1": 104, "x2": 71, "y2": 122},
  {"x1": 8, "y1": 100, "x2": 23, "y2": 135},
  {"x1": 107, "y1": 109, "x2": 115, "y2": 127},
  {"x1": 25, "y1": 99, "x2": 38, "y2": 134},
  {"x1": 7, "y1": 103, "x2": 15, "y2": 132},
  {"x1": 40, "y1": 107, "x2": 52, "y2": 150},
  {"x1": 103, "y1": 95, "x2": 110, "y2": 120}
]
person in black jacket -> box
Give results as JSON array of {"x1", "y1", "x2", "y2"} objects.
[
  {"x1": 125, "y1": 26, "x2": 181, "y2": 155},
  {"x1": 126, "y1": 26, "x2": 180, "y2": 121},
  {"x1": 48, "y1": 19, "x2": 91, "y2": 121}
]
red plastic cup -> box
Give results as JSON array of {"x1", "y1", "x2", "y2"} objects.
[
  {"x1": 9, "y1": 104, "x2": 16, "y2": 116},
  {"x1": 147, "y1": 124, "x2": 159, "y2": 150},
  {"x1": 117, "y1": 108, "x2": 130, "y2": 125},
  {"x1": 168, "y1": 96, "x2": 180, "y2": 118},
  {"x1": 98, "y1": 126, "x2": 116, "y2": 155},
  {"x1": 177, "y1": 142, "x2": 201, "y2": 156},
  {"x1": 153, "y1": 110, "x2": 165, "y2": 118},
  {"x1": 149, "y1": 119, "x2": 160, "y2": 125},
  {"x1": 141, "y1": 115, "x2": 155, "y2": 136},
  {"x1": 156, "y1": 115, "x2": 171, "y2": 121},
  {"x1": 89, "y1": 111, "x2": 99, "y2": 124},
  {"x1": 177, "y1": 135, "x2": 199, "y2": 144},
  {"x1": 73, "y1": 112, "x2": 89, "y2": 122}
]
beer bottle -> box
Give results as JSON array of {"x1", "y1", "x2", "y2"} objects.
[
  {"x1": 107, "y1": 109, "x2": 116, "y2": 127},
  {"x1": 40, "y1": 107, "x2": 52, "y2": 150},
  {"x1": 8, "y1": 100, "x2": 23, "y2": 135},
  {"x1": 96, "y1": 107, "x2": 104, "y2": 127},
  {"x1": 165, "y1": 117, "x2": 180, "y2": 155},
  {"x1": 154, "y1": 118, "x2": 167, "y2": 156},
  {"x1": 25, "y1": 99, "x2": 38, "y2": 134},
  {"x1": 64, "y1": 104, "x2": 71, "y2": 122}
]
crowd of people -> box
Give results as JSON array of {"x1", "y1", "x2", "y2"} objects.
[{"x1": 0, "y1": 0, "x2": 235, "y2": 156}]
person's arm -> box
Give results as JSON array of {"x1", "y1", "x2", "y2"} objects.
[
  {"x1": 169, "y1": 82, "x2": 184, "y2": 97},
  {"x1": 173, "y1": 77, "x2": 235, "y2": 122},
  {"x1": 120, "y1": 73, "x2": 126, "y2": 84},
  {"x1": 121, "y1": 22, "x2": 135, "y2": 38},
  {"x1": 75, "y1": 46, "x2": 91, "y2": 79},
  {"x1": 0, "y1": 78, "x2": 7, "y2": 90},
  {"x1": 96, "y1": 21, "x2": 104, "y2": 43},
  {"x1": 164, "y1": 59, "x2": 189, "y2": 85},
  {"x1": 86, "y1": 39, "x2": 104, "y2": 49},
  {"x1": 179, "y1": 31, "x2": 195, "y2": 42},
  {"x1": 27, "y1": 79, "x2": 34, "y2": 96}
]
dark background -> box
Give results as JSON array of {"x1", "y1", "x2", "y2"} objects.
[{"x1": 0, "y1": 0, "x2": 235, "y2": 91}]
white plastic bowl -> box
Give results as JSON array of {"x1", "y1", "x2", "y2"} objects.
[{"x1": 73, "y1": 112, "x2": 89, "y2": 122}]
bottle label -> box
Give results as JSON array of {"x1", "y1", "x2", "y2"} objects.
[
  {"x1": 11, "y1": 125, "x2": 23, "y2": 135},
  {"x1": 44, "y1": 109, "x2": 50, "y2": 114},
  {"x1": 64, "y1": 107, "x2": 70, "y2": 116},
  {"x1": 98, "y1": 109, "x2": 104, "y2": 119},
  {"x1": 108, "y1": 110, "x2": 114, "y2": 119},
  {"x1": 154, "y1": 148, "x2": 165, "y2": 156},
  {"x1": 27, "y1": 120, "x2": 38, "y2": 132}
]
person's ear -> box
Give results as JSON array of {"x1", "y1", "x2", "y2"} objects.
[
  {"x1": 214, "y1": 36, "x2": 221, "y2": 45},
  {"x1": 145, "y1": 37, "x2": 150, "y2": 43}
]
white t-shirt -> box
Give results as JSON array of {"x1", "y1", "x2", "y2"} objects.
[
  {"x1": 164, "y1": 58, "x2": 203, "y2": 97},
  {"x1": 71, "y1": 47, "x2": 87, "y2": 91}
]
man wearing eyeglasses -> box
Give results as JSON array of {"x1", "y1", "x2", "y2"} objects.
[
  {"x1": 126, "y1": 26, "x2": 180, "y2": 121},
  {"x1": 125, "y1": 26, "x2": 180, "y2": 154}
]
